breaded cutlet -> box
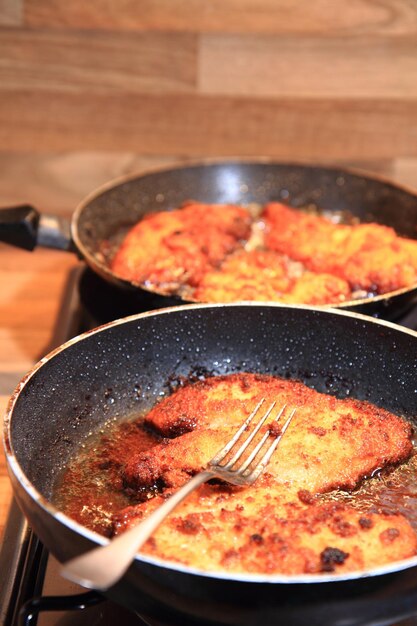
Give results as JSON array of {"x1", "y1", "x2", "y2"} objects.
[
  {"x1": 110, "y1": 202, "x2": 251, "y2": 292},
  {"x1": 113, "y1": 373, "x2": 416, "y2": 575},
  {"x1": 114, "y1": 481, "x2": 417, "y2": 575},
  {"x1": 263, "y1": 202, "x2": 417, "y2": 294},
  {"x1": 124, "y1": 373, "x2": 413, "y2": 496},
  {"x1": 193, "y1": 250, "x2": 352, "y2": 304}
]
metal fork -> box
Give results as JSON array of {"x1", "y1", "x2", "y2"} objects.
[{"x1": 61, "y1": 399, "x2": 295, "y2": 590}]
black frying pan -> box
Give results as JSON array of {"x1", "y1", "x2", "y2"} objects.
[
  {"x1": 1, "y1": 160, "x2": 417, "y2": 319},
  {"x1": 4, "y1": 303, "x2": 417, "y2": 626}
]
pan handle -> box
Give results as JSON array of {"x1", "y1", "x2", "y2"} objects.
[{"x1": 0, "y1": 205, "x2": 75, "y2": 252}]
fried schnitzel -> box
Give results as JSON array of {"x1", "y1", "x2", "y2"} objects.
[
  {"x1": 110, "y1": 202, "x2": 251, "y2": 293},
  {"x1": 114, "y1": 481, "x2": 417, "y2": 575},
  {"x1": 116, "y1": 373, "x2": 417, "y2": 574},
  {"x1": 193, "y1": 250, "x2": 352, "y2": 304},
  {"x1": 110, "y1": 200, "x2": 417, "y2": 303},
  {"x1": 54, "y1": 371, "x2": 417, "y2": 575},
  {"x1": 263, "y1": 203, "x2": 417, "y2": 294},
  {"x1": 123, "y1": 373, "x2": 413, "y2": 497}
]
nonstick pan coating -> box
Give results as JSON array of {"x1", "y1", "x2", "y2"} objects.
[
  {"x1": 72, "y1": 160, "x2": 417, "y2": 318},
  {"x1": 4, "y1": 303, "x2": 417, "y2": 626}
]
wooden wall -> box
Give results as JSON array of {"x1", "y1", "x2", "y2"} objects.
[{"x1": 0, "y1": 0, "x2": 417, "y2": 214}]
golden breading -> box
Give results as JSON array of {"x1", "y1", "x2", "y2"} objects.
[
  {"x1": 110, "y1": 203, "x2": 251, "y2": 292},
  {"x1": 111, "y1": 200, "x2": 417, "y2": 303},
  {"x1": 111, "y1": 372, "x2": 417, "y2": 575},
  {"x1": 113, "y1": 482, "x2": 417, "y2": 575},
  {"x1": 280, "y1": 272, "x2": 351, "y2": 305},
  {"x1": 142, "y1": 373, "x2": 296, "y2": 437},
  {"x1": 263, "y1": 202, "x2": 347, "y2": 268},
  {"x1": 124, "y1": 373, "x2": 413, "y2": 497},
  {"x1": 263, "y1": 203, "x2": 417, "y2": 294},
  {"x1": 194, "y1": 250, "x2": 352, "y2": 304},
  {"x1": 193, "y1": 250, "x2": 291, "y2": 302}
]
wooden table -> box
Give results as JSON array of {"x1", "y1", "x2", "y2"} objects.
[{"x1": 0, "y1": 245, "x2": 79, "y2": 541}]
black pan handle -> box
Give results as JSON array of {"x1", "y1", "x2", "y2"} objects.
[
  {"x1": 0, "y1": 205, "x2": 75, "y2": 252},
  {"x1": 0, "y1": 205, "x2": 40, "y2": 250}
]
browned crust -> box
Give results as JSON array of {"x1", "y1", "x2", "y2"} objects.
[
  {"x1": 110, "y1": 201, "x2": 417, "y2": 303},
  {"x1": 114, "y1": 372, "x2": 416, "y2": 575}
]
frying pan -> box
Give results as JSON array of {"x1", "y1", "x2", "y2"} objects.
[
  {"x1": 1, "y1": 160, "x2": 417, "y2": 319},
  {"x1": 4, "y1": 303, "x2": 417, "y2": 626}
]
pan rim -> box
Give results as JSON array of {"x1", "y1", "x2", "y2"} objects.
[
  {"x1": 69, "y1": 157, "x2": 417, "y2": 309},
  {"x1": 4, "y1": 302, "x2": 417, "y2": 586}
]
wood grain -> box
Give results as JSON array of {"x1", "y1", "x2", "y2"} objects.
[
  {"x1": 199, "y1": 33, "x2": 417, "y2": 99},
  {"x1": 1, "y1": 90, "x2": 417, "y2": 160},
  {"x1": 0, "y1": 395, "x2": 12, "y2": 539},
  {"x1": 0, "y1": 247, "x2": 78, "y2": 540},
  {"x1": 0, "y1": 28, "x2": 197, "y2": 94},
  {"x1": 0, "y1": 152, "x2": 186, "y2": 213},
  {"x1": 24, "y1": 0, "x2": 417, "y2": 35},
  {"x1": 0, "y1": 0, "x2": 22, "y2": 26},
  {"x1": 0, "y1": 247, "x2": 78, "y2": 372}
]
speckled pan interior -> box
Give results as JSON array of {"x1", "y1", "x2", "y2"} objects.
[
  {"x1": 73, "y1": 161, "x2": 417, "y2": 318},
  {"x1": 8, "y1": 304, "x2": 417, "y2": 499}
]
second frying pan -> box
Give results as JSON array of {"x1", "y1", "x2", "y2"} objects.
[{"x1": 1, "y1": 160, "x2": 417, "y2": 319}]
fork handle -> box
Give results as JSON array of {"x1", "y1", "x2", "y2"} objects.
[{"x1": 60, "y1": 470, "x2": 214, "y2": 590}]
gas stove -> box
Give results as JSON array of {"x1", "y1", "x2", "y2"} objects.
[{"x1": 1, "y1": 266, "x2": 417, "y2": 626}]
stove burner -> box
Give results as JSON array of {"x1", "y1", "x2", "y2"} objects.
[
  {"x1": 19, "y1": 591, "x2": 104, "y2": 626},
  {"x1": 78, "y1": 268, "x2": 182, "y2": 327}
]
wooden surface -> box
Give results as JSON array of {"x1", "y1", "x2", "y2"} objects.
[
  {"x1": 1, "y1": 1, "x2": 417, "y2": 160},
  {"x1": 0, "y1": 248, "x2": 79, "y2": 539},
  {"x1": 1, "y1": 0, "x2": 417, "y2": 547}
]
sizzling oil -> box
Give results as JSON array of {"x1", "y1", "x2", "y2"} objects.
[
  {"x1": 323, "y1": 450, "x2": 417, "y2": 526},
  {"x1": 54, "y1": 417, "x2": 417, "y2": 537},
  {"x1": 54, "y1": 418, "x2": 162, "y2": 536}
]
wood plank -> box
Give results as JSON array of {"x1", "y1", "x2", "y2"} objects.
[
  {"x1": 392, "y1": 158, "x2": 417, "y2": 192},
  {"x1": 0, "y1": 247, "x2": 78, "y2": 368},
  {"x1": 0, "y1": 90, "x2": 417, "y2": 160},
  {"x1": 0, "y1": 0, "x2": 22, "y2": 26},
  {"x1": 0, "y1": 152, "x2": 187, "y2": 214},
  {"x1": 0, "y1": 244, "x2": 77, "y2": 540},
  {"x1": 0, "y1": 28, "x2": 197, "y2": 94},
  {"x1": 199, "y1": 33, "x2": 417, "y2": 99},
  {"x1": 0, "y1": 395, "x2": 12, "y2": 541},
  {"x1": 24, "y1": 0, "x2": 417, "y2": 35}
]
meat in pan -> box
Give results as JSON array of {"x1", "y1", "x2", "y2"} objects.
[
  {"x1": 123, "y1": 373, "x2": 413, "y2": 496},
  {"x1": 8, "y1": 300, "x2": 417, "y2": 625},
  {"x1": 68, "y1": 372, "x2": 416, "y2": 576},
  {"x1": 114, "y1": 484, "x2": 417, "y2": 576},
  {"x1": 193, "y1": 249, "x2": 351, "y2": 304},
  {"x1": 110, "y1": 202, "x2": 417, "y2": 304},
  {"x1": 111, "y1": 202, "x2": 251, "y2": 293},
  {"x1": 264, "y1": 203, "x2": 417, "y2": 295}
]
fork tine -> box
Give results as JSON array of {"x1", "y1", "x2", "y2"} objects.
[
  {"x1": 209, "y1": 398, "x2": 269, "y2": 465},
  {"x1": 60, "y1": 398, "x2": 296, "y2": 590},
  {"x1": 243, "y1": 407, "x2": 296, "y2": 483},
  {"x1": 234, "y1": 405, "x2": 288, "y2": 473},
  {"x1": 219, "y1": 400, "x2": 278, "y2": 470}
]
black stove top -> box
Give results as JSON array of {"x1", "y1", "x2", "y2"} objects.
[{"x1": 2, "y1": 265, "x2": 417, "y2": 626}]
